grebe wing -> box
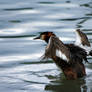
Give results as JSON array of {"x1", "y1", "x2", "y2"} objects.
[
  {"x1": 75, "y1": 29, "x2": 90, "y2": 46},
  {"x1": 43, "y1": 36, "x2": 70, "y2": 62}
]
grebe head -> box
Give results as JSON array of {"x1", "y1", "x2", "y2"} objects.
[{"x1": 34, "y1": 31, "x2": 55, "y2": 43}]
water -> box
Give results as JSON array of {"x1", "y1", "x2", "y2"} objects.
[{"x1": 0, "y1": 0, "x2": 92, "y2": 92}]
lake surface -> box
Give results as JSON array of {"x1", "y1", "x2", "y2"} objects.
[{"x1": 0, "y1": 0, "x2": 92, "y2": 92}]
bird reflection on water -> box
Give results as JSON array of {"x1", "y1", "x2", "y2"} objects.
[{"x1": 45, "y1": 74, "x2": 87, "y2": 92}]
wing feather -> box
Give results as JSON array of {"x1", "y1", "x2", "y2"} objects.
[
  {"x1": 43, "y1": 36, "x2": 70, "y2": 62},
  {"x1": 75, "y1": 29, "x2": 90, "y2": 46}
]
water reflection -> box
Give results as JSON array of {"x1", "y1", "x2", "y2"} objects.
[
  {"x1": 44, "y1": 67, "x2": 92, "y2": 92},
  {"x1": 4, "y1": 7, "x2": 34, "y2": 11},
  {"x1": 0, "y1": 53, "x2": 42, "y2": 62},
  {"x1": 0, "y1": 0, "x2": 92, "y2": 92},
  {"x1": 45, "y1": 77, "x2": 87, "y2": 92},
  {"x1": 40, "y1": 3, "x2": 79, "y2": 8}
]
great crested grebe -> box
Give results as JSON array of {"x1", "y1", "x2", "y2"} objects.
[{"x1": 34, "y1": 31, "x2": 88, "y2": 79}]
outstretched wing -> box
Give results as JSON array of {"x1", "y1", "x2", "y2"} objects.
[
  {"x1": 43, "y1": 36, "x2": 70, "y2": 62},
  {"x1": 75, "y1": 29, "x2": 92, "y2": 55},
  {"x1": 75, "y1": 29, "x2": 90, "y2": 46}
]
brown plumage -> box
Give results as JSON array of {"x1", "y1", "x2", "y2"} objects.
[
  {"x1": 65, "y1": 44, "x2": 88, "y2": 63},
  {"x1": 76, "y1": 29, "x2": 90, "y2": 46},
  {"x1": 44, "y1": 36, "x2": 70, "y2": 61},
  {"x1": 75, "y1": 29, "x2": 92, "y2": 56},
  {"x1": 34, "y1": 32, "x2": 87, "y2": 79}
]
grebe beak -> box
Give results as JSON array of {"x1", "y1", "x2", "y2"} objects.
[{"x1": 33, "y1": 36, "x2": 40, "y2": 40}]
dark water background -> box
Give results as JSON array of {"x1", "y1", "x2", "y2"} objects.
[{"x1": 0, "y1": 0, "x2": 92, "y2": 92}]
